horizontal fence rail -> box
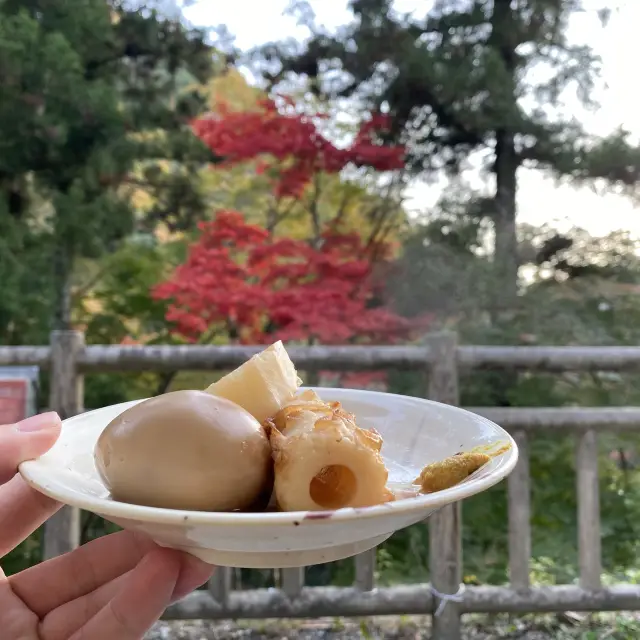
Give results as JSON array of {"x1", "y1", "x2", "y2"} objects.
[
  {"x1": 8, "y1": 342, "x2": 640, "y2": 372},
  {"x1": 470, "y1": 407, "x2": 640, "y2": 432},
  {"x1": 165, "y1": 584, "x2": 640, "y2": 620},
  {"x1": 5, "y1": 330, "x2": 640, "y2": 640},
  {"x1": 0, "y1": 346, "x2": 50, "y2": 368}
]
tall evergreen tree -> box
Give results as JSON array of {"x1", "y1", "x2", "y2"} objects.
[
  {"x1": 256, "y1": 0, "x2": 640, "y2": 310},
  {"x1": 0, "y1": 0, "x2": 218, "y2": 337}
]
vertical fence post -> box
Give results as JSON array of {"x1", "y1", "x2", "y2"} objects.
[
  {"x1": 43, "y1": 330, "x2": 84, "y2": 559},
  {"x1": 208, "y1": 568, "x2": 232, "y2": 606},
  {"x1": 576, "y1": 429, "x2": 602, "y2": 589},
  {"x1": 355, "y1": 548, "x2": 376, "y2": 591},
  {"x1": 281, "y1": 567, "x2": 305, "y2": 599},
  {"x1": 426, "y1": 332, "x2": 462, "y2": 640},
  {"x1": 508, "y1": 431, "x2": 531, "y2": 589}
]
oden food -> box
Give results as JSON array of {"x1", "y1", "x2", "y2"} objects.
[{"x1": 94, "y1": 341, "x2": 504, "y2": 512}]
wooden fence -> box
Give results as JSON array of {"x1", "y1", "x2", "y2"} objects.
[{"x1": 5, "y1": 330, "x2": 640, "y2": 640}]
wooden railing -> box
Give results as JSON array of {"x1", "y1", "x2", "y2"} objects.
[{"x1": 5, "y1": 330, "x2": 640, "y2": 640}]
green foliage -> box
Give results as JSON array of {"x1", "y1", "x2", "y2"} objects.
[
  {"x1": 379, "y1": 218, "x2": 640, "y2": 586},
  {"x1": 75, "y1": 234, "x2": 190, "y2": 409},
  {"x1": 78, "y1": 236, "x2": 178, "y2": 342},
  {"x1": 0, "y1": 216, "x2": 56, "y2": 344},
  {"x1": 0, "y1": 0, "x2": 218, "y2": 332},
  {"x1": 387, "y1": 193, "x2": 496, "y2": 320},
  {"x1": 258, "y1": 0, "x2": 640, "y2": 307},
  {"x1": 2, "y1": 529, "x2": 44, "y2": 577},
  {"x1": 272, "y1": 0, "x2": 638, "y2": 182}
]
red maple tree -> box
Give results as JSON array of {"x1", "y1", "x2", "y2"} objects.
[
  {"x1": 152, "y1": 211, "x2": 412, "y2": 346},
  {"x1": 151, "y1": 98, "x2": 425, "y2": 388},
  {"x1": 192, "y1": 97, "x2": 405, "y2": 198}
]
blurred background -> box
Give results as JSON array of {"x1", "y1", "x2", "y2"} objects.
[{"x1": 1, "y1": 0, "x2": 640, "y2": 634}]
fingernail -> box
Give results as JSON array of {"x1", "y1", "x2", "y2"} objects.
[{"x1": 17, "y1": 412, "x2": 61, "y2": 433}]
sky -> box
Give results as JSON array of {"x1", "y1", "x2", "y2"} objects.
[{"x1": 183, "y1": 0, "x2": 640, "y2": 238}]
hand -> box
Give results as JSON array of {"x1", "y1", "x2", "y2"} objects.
[{"x1": 0, "y1": 412, "x2": 214, "y2": 639}]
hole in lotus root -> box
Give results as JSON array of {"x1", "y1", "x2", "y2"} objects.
[{"x1": 309, "y1": 465, "x2": 357, "y2": 509}]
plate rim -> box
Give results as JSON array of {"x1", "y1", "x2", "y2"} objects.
[{"x1": 19, "y1": 388, "x2": 519, "y2": 526}]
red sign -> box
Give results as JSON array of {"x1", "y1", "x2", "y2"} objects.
[{"x1": 0, "y1": 379, "x2": 28, "y2": 424}]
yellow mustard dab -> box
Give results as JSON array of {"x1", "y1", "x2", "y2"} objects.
[{"x1": 413, "y1": 440, "x2": 512, "y2": 494}]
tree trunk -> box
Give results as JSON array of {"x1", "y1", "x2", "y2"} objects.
[
  {"x1": 53, "y1": 243, "x2": 72, "y2": 330},
  {"x1": 491, "y1": 0, "x2": 519, "y2": 312},
  {"x1": 489, "y1": 0, "x2": 520, "y2": 409},
  {"x1": 493, "y1": 129, "x2": 518, "y2": 309}
]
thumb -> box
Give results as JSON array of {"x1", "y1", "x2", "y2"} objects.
[{"x1": 0, "y1": 412, "x2": 61, "y2": 484}]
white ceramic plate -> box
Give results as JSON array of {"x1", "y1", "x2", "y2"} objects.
[{"x1": 19, "y1": 388, "x2": 517, "y2": 568}]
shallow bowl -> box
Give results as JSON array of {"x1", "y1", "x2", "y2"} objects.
[{"x1": 19, "y1": 388, "x2": 517, "y2": 568}]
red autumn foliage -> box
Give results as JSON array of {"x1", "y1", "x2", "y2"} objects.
[
  {"x1": 151, "y1": 97, "x2": 426, "y2": 391},
  {"x1": 152, "y1": 211, "x2": 413, "y2": 345},
  {"x1": 192, "y1": 98, "x2": 405, "y2": 198}
]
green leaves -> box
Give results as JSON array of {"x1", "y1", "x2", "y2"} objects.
[
  {"x1": 0, "y1": 0, "x2": 219, "y2": 332},
  {"x1": 257, "y1": 0, "x2": 640, "y2": 304},
  {"x1": 0, "y1": 215, "x2": 56, "y2": 344}
]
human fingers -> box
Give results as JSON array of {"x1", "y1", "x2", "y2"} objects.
[
  {"x1": 39, "y1": 571, "x2": 131, "y2": 640},
  {"x1": 40, "y1": 553, "x2": 213, "y2": 640},
  {"x1": 170, "y1": 551, "x2": 214, "y2": 601},
  {"x1": 9, "y1": 529, "x2": 156, "y2": 617},
  {"x1": 68, "y1": 548, "x2": 182, "y2": 640},
  {"x1": 0, "y1": 474, "x2": 60, "y2": 556},
  {"x1": 0, "y1": 565, "x2": 40, "y2": 639},
  {"x1": 0, "y1": 412, "x2": 62, "y2": 554},
  {"x1": 0, "y1": 412, "x2": 61, "y2": 484}
]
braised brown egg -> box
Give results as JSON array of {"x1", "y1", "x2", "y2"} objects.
[{"x1": 94, "y1": 390, "x2": 273, "y2": 511}]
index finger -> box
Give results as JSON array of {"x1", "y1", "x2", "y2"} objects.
[
  {"x1": 68, "y1": 548, "x2": 182, "y2": 640},
  {"x1": 0, "y1": 412, "x2": 61, "y2": 484},
  {"x1": 0, "y1": 475, "x2": 60, "y2": 557},
  {"x1": 0, "y1": 412, "x2": 63, "y2": 554},
  {"x1": 9, "y1": 530, "x2": 156, "y2": 616}
]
